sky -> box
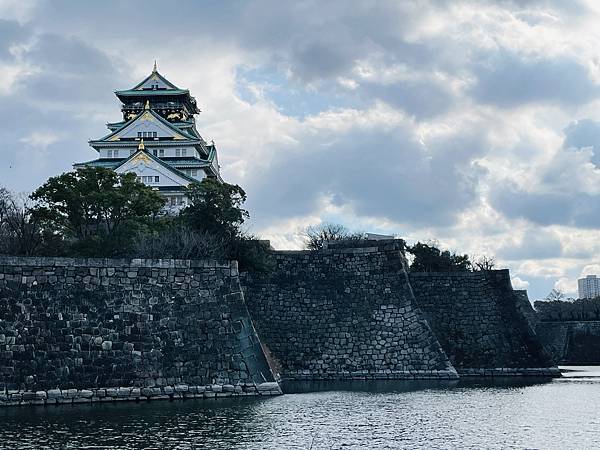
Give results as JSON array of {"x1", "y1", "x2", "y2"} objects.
[{"x1": 1, "y1": 0, "x2": 600, "y2": 300}]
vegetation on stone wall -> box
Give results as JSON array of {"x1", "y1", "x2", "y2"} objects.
[
  {"x1": 301, "y1": 223, "x2": 497, "y2": 273},
  {"x1": 535, "y1": 297, "x2": 600, "y2": 321},
  {"x1": 0, "y1": 168, "x2": 271, "y2": 271},
  {"x1": 407, "y1": 242, "x2": 471, "y2": 272},
  {"x1": 302, "y1": 223, "x2": 364, "y2": 250}
]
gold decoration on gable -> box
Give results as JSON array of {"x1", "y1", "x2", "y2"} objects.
[
  {"x1": 133, "y1": 152, "x2": 151, "y2": 163},
  {"x1": 139, "y1": 111, "x2": 154, "y2": 122}
]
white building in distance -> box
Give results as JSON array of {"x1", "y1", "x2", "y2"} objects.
[{"x1": 578, "y1": 275, "x2": 600, "y2": 299}]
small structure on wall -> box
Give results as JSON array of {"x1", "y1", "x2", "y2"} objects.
[{"x1": 74, "y1": 62, "x2": 221, "y2": 211}]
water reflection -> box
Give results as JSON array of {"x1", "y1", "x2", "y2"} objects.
[{"x1": 0, "y1": 367, "x2": 597, "y2": 449}]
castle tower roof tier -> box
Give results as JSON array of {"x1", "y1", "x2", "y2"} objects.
[{"x1": 116, "y1": 66, "x2": 199, "y2": 117}]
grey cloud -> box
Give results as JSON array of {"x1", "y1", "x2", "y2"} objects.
[
  {"x1": 497, "y1": 229, "x2": 563, "y2": 260},
  {"x1": 491, "y1": 184, "x2": 600, "y2": 228},
  {"x1": 563, "y1": 119, "x2": 600, "y2": 166},
  {"x1": 0, "y1": 19, "x2": 28, "y2": 60},
  {"x1": 0, "y1": 32, "x2": 125, "y2": 191},
  {"x1": 14, "y1": 33, "x2": 125, "y2": 107},
  {"x1": 362, "y1": 79, "x2": 455, "y2": 119},
  {"x1": 470, "y1": 52, "x2": 599, "y2": 108},
  {"x1": 27, "y1": 0, "x2": 596, "y2": 116},
  {"x1": 246, "y1": 125, "x2": 486, "y2": 228}
]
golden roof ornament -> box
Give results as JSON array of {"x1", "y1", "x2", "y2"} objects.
[
  {"x1": 144, "y1": 100, "x2": 150, "y2": 110},
  {"x1": 138, "y1": 138, "x2": 145, "y2": 151},
  {"x1": 153, "y1": 60, "x2": 157, "y2": 72}
]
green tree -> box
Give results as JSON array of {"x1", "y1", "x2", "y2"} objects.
[
  {"x1": 408, "y1": 241, "x2": 471, "y2": 272},
  {"x1": 30, "y1": 167, "x2": 164, "y2": 256},
  {"x1": 179, "y1": 178, "x2": 272, "y2": 272},
  {"x1": 180, "y1": 178, "x2": 248, "y2": 239}
]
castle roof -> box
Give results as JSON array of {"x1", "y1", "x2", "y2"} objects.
[
  {"x1": 90, "y1": 106, "x2": 199, "y2": 145},
  {"x1": 115, "y1": 64, "x2": 193, "y2": 101},
  {"x1": 113, "y1": 148, "x2": 200, "y2": 185}
]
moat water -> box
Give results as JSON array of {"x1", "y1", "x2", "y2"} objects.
[{"x1": 0, "y1": 366, "x2": 598, "y2": 449}]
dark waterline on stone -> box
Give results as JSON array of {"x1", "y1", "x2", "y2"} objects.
[{"x1": 0, "y1": 367, "x2": 598, "y2": 449}]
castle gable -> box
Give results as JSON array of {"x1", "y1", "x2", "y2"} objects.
[
  {"x1": 98, "y1": 109, "x2": 194, "y2": 142},
  {"x1": 115, "y1": 150, "x2": 198, "y2": 187}
]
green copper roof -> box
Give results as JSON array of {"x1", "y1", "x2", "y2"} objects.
[
  {"x1": 131, "y1": 67, "x2": 178, "y2": 90},
  {"x1": 73, "y1": 159, "x2": 123, "y2": 169}
]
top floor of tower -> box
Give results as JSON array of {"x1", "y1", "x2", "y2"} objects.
[{"x1": 115, "y1": 61, "x2": 200, "y2": 123}]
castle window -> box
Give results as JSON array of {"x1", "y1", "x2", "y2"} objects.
[
  {"x1": 192, "y1": 169, "x2": 197, "y2": 176},
  {"x1": 137, "y1": 132, "x2": 142, "y2": 138},
  {"x1": 153, "y1": 132, "x2": 157, "y2": 138},
  {"x1": 153, "y1": 149, "x2": 157, "y2": 156},
  {"x1": 154, "y1": 176, "x2": 159, "y2": 183},
  {"x1": 181, "y1": 149, "x2": 187, "y2": 157},
  {"x1": 114, "y1": 149, "x2": 119, "y2": 157},
  {"x1": 176, "y1": 149, "x2": 181, "y2": 157},
  {"x1": 159, "y1": 149, "x2": 164, "y2": 157},
  {"x1": 107, "y1": 150, "x2": 112, "y2": 158}
]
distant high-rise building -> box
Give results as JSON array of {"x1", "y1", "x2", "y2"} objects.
[{"x1": 578, "y1": 275, "x2": 600, "y2": 299}]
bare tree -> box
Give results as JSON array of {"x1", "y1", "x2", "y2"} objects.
[
  {"x1": 130, "y1": 226, "x2": 227, "y2": 260},
  {"x1": 473, "y1": 255, "x2": 496, "y2": 271},
  {"x1": 0, "y1": 189, "x2": 43, "y2": 256},
  {"x1": 545, "y1": 288, "x2": 565, "y2": 302},
  {"x1": 303, "y1": 223, "x2": 363, "y2": 250}
]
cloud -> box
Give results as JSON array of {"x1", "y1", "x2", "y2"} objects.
[
  {"x1": 497, "y1": 229, "x2": 563, "y2": 260},
  {"x1": 555, "y1": 277, "x2": 577, "y2": 295},
  {"x1": 245, "y1": 106, "x2": 486, "y2": 228},
  {"x1": 511, "y1": 276, "x2": 530, "y2": 289},
  {"x1": 563, "y1": 119, "x2": 600, "y2": 166},
  {"x1": 470, "y1": 52, "x2": 600, "y2": 108}
]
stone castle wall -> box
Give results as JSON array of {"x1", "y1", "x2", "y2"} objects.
[
  {"x1": 533, "y1": 298, "x2": 600, "y2": 364},
  {"x1": 409, "y1": 270, "x2": 557, "y2": 376},
  {"x1": 536, "y1": 321, "x2": 600, "y2": 364},
  {"x1": 243, "y1": 240, "x2": 458, "y2": 381},
  {"x1": 244, "y1": 240, "x2": 558, "y2": 379},
  {"x1": 0, "y1": 257, "x2": 280, "y2": 406}
]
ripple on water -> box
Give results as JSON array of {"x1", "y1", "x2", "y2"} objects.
[{"x1": 0, "y1": 368, "x2": 598, "y2": 449}]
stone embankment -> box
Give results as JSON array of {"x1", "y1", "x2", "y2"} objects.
[
  {"x1": 533, "y1": 298, "x2": 600, "y2": 364},
  {"x1": 243, "y1": 240, "x2": 559, "y2": 380},
  {"x1": 0, "y1": 256, "x2": 281, "y2": 407},
  {"x1": 0, "y1": 241, "x2": 562, "y2": 408},
  {"x1": 243, "y1": 240, "x2": 459, "y2": 381},
  {"x1": 410, "y1": 270, "x2": 558, "y2": 376},
  {"x1": 536, "y1": 321, "x2": 600, "y2": 364}
]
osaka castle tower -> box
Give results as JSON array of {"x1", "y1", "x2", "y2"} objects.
[{"x1": 74, "y1": 62, "x2": 221, "y2": 210}]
